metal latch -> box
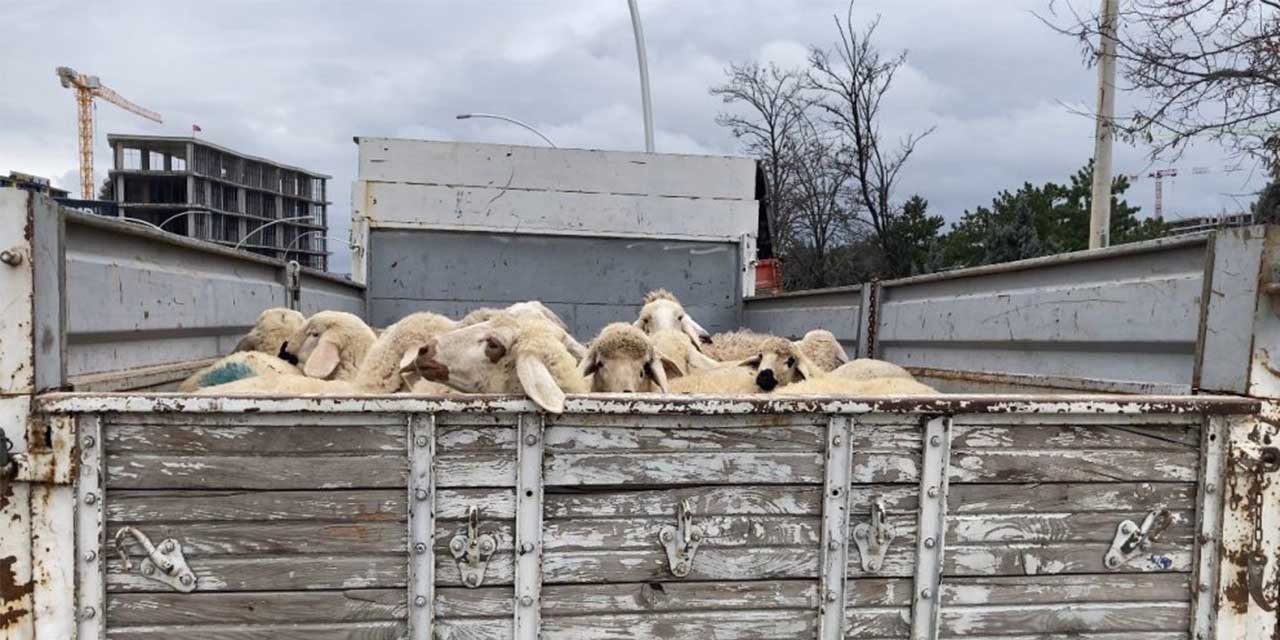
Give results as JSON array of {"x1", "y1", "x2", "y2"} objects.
[
  {"x1": 1105, "y1": 509, "x2": 1172, "y2": 570},
  {"x1": 852, "y1": 499, "x2": 895, "y2": 573},
  {"x1": 1248, "y1": 551, "x2": 1279, "y2": 612},
  {"x1": 450, "y1": 506, "x2": 496, "y2": 588},
  {"x1": 659, "y1": 498, "x2": 704, "y2": 578},
  {"x1": 113, "y1": 526, "x2": 197, "y2": 593}
]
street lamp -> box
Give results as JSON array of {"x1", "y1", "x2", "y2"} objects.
[
  {"x1": 626, "y1": 0, "x2": 655, "y2": 152},
  {"x1": 234, "y1": 216, "x2": 316, "y2": 251},
  {"x1": 455, "y1": 113, "x2": 557, "y2": 147}
]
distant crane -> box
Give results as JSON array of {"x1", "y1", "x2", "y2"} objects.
[
  {"x1": 56, "y1": 66, "x2": 163, "y2": 199},
  {"x1": 1132, "y1": 165, "x2": 1242, "y2": 220}
]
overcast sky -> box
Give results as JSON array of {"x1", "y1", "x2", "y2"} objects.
[{"x1": 3, "y1": 0, "x2": 1266, "y2": 275}]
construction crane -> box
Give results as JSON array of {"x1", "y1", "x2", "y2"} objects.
[
  {"x1": 56, "y1": 66, "x2": 163, "y2": 199},
  {"x1": 1130, "y1": 164, "x2": 1242, "y2": 219}
]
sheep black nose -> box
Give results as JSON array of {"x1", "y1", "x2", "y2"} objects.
[
  {"x1": 278, "y1": 343, "x2": 299, "y2": 365},
  {"x1": 756, "y1": 370, "x2": 777, "y2": 391}
]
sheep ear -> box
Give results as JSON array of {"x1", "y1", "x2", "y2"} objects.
[
  {"x1": 834, "y1": 344, "x2": 850, "y2": 364},
  {"x1": 233, "y1": 336, "x2": 255, "y2": 352},
  {"x1": 303, "y1": 338, "x2": 341, "y2": 379},
  {"x1": 398, "y1": 347, "x2": 424, "y2": 388},
  {"x1": 681, "y1": 315, "x2": 712, "y2": 346},
  {"x1": 577, "y1": 345, "x2": 600, "y2": 378},
  {"x1": 562, "y1": 334, "x2": 590, "y2": 361},
  {"x1": 645, "y1": 356, "x2": 672, "y2": 393},
  {"x1": 796, "y1": 356, "x2": 820, "y2": 381},
  {"x1": 687, "y1": 349, "x2": 720, "y2": 370},
  {"x1": 517, "y1": 355, "x2": 566, "y2": 414},
  {"x1": 738, "y1": 354, "x2": 763, "y2": 368}
]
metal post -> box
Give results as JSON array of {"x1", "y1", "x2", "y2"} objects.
[
  {"x1": 626, "y1": 0, "x2": 656, "y2": 152},
  {"x1": 455, "y1": 114, "x2": 558, "y2": 148},
  {"x1": 1089, "y1": 0, "x2": 1119, "y2": 249},
  {"x1": 818, "y1": 416, "x2": 854, "y2": 638},
  {"x1": 1214, "y1": 413, "x2": 1280, "y2": 637},
  {"x1": 514, "y1": 415, "x2": 545, "y2": 638},
  {"x1": 74, "y1": 415, "x2": 105, "y2": 640},
  {"x1": 1191, "y1": 416, "x2": 1228, "y2": 639},
  {"x1": 408, "y1": 414, "x2": 435, "y2": 638},
  {"x1": 911, "y1": 417, "x2": 952, "y2": 640}
]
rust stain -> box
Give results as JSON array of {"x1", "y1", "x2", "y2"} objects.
[{"x1": 0, "y1": 555, "x2": 33, "y2": 629}]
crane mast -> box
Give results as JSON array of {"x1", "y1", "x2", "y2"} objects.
[{"x1": 56, "y1": 66, "x2": 163, "y2": 199}]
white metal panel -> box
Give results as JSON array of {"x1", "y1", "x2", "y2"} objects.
[
  {"x1": 74, "y1": 415, "x2": 104, "y2": 640},
  {"x1": 0, "y1": 189, "x2": 34, "y2": 394},
  {"x1": 1192, "y1": 416, "x2": 1227, "y2": 639},
  {"x1": 408, "y1": 414, "x2": 434, "y2": 637},
  {"x1": 362, "y1": 181, "x2": 758, "y2": 241},
  {"x1": 0, "y1": 396, "x2": 34, "y2": 640},
  {"x1": 514, "y1": 415, "x2": 545, "y2": 638},
  {"x1": 356, "y1": 138, "x2": 757, "y2": 201},
  {"x1": 818, "y1": 416, "x2": 853, "y2": 638},
  {"x1": 1195, "y1": 226, "x2": 1265, "y2": 394},
  {"x1": 912, "y1": 417, "x2": 951, "y2": 640}
]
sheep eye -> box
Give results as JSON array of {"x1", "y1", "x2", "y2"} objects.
[
  {"x1": 642, "y1": 362, "x2": 654, "y2": 378},
  {"x1": 786, "y1": 357, "x2": 796, "y2": 367}
]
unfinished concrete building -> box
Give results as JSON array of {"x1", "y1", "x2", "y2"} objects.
[{"x1": 107, "y1": 134, "x2": 330, "y2": 270}]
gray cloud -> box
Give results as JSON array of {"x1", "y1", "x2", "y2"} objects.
[{"x1": 1, "y1": 1, "x2": 1263, "y2": 276}]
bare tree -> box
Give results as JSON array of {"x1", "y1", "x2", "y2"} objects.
[
  {"x1": 1050, "y1": 0, "x2": 1280, "y2": 170},
  {"x1": 783, "y1": 116, "x2": 859, "y2": 287},
  {"x1": 711, "y1": 63, "x2": 811, "y2": 256},
  {"x1": 808, "y1": 0, "x2": 936, "y2": 277}
]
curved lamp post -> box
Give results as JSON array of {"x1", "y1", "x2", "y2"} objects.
[
  {"x1": 234, "y1": 215, "x2": 316, "y2": 251},
  {"x1": 455, "y1": 113, "x2": 558, "y2": 147},
  {"x1": 626, "y1": 0, "x2": 655, "y2": 152}
]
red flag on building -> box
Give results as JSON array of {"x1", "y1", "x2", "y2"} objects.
[{"x1": 192, "y1": 124, "x2": 202, "y2": 133}]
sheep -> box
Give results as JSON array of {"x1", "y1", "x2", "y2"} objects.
[
  {"x1": 703, "y1": 329, "x2": 850, "y2": 373},
  {"x1": 670, "y1": 336, "x2": 819, "y2": 394},
  {"x1": 831, "y1": 359, "x2": 915, "y2": 381},
  {"x1": 400, "y1": 313, "x2": 588, "y2": 413},
  {"x1": 774, "y1": 375, "x2": 937, "y2": 396},
  {"x1": 650, "y1": 329, "x2": 721, "y2": 372},
  {"x1": 233, "y1": 307, "x2": 305, "y2": 355},
  {"x1": 578, "y1": 323, "x2": 681, "y2": 393},
  {"x1": 178, "y1": 351, "x2": 301, "y2": 392},
  {"x1": 353, "y1": 311, "x2": 457, "y2": 393},
  {"x1": 461, "y1": 302, "x2": 589, "y2": 360},
  {"x1": 281, "y1": 311, "x2": 377, "y2": 381},
  {"x1": 634, "y1": 288, "x2": 712, "y2": 348},
  {"x1": 796, "y1": 329, "x2": 850, "y2": 372},
  {"x1": 197, "y1": 375, "x2": 359, "y2": 395}
]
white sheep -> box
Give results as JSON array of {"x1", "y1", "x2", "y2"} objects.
[
  {"x1": 650, "y1": 329, "x2": 721, "y2": 373},
  {"x1": 197, "y1": 375, "x2": 359, "y2": 395},
  {"x1": 233, "y1": 307, "x2": 306, "y2": 355},
  {"x1": 353, "y1": 311, "x2": 457, "y2": 393},
  {"x1": 670, "y1": 336, "x2": 819, "y2": 394},
  {"x1": 704, "y1": 329, "x2": 850, "y2": 373},
  {"x1": 178, "y1": 351, "x2": 301, "y2": 392},
  {"x1": 831, "y1": 359, "x2": 914, "y2": 381},
  {"x1": 774, "y1": 375, "x2": 937, "y2": 396},
  {"x1": 796, "y1": 329, "x2": 850, "y2": 372},
  {"x1": 400, "y1": 313, "x2": 587, "y2": 413},
  {"x1": 579, "y1": 323, "x2": 680, "y2": 393},
  {"x1": 461, "y1": 301, "x2": 589, "y2": 360},
  {"x1": 280, "y1": 311, "x2": 378, "y2": 381},
  {"x1": 634, "y1": 289, "x2": 712, "y2": 349}
]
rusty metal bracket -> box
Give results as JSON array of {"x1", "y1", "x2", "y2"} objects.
[
  {"x1": 113, "y1": 526, "x2": 197, "y2": 593},
  {"x1": 1247, "y1": 551, "x2": 1279, "y2": 612},
  {"x1": 1105, "y1": 509, "x2": 1172, "y2": 570},
  {"x1": 450, "y1": 505, "x2": 497, "y2": 588},
  {"x1": 853, "y1": 498, "x2": 895, "y2": 573},
  {"x1": 659, "y1": 498, "x2": 704, "y2": 578}
]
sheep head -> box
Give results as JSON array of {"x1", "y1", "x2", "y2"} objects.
[
  {"x1": 737, "y1": 336, "x2": 819, "y2": 392},
  {"x1": 579, "y1": 323, "x2": 682, "y2": 393},
  {"x1": 282, "y1": 311, "x2": 376, "y2": 381},
  {"x1": 234, "y1": 307, "x2": 305, "y2": 355},
  {"x1": 635, "y1": 289, "x2": 711, "y2": 347},
  {"x1": 400, "y1": 315, "x2": 584, "y2": 413}
]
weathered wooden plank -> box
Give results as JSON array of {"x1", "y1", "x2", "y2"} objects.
[
  {"x1": 106, "y1": 454, "x2": 408, "y2": 490},
  {"x1": 438, "y1": 488, "x2": 518, "y2": 519},
  {"x1": 951, "y1": 424, "x2": 1199, "y2": 450},
  {"x1": 539, "y1": 548, "x2": 820, "y2": 583},
  {"x1": 847, "y1": 485, "x2": 921, "y2": 513},
  {"x1": 843, "y1": 606, "x2": 911, "y2": 638},
  {"x1": 107, "y1": 489, "x2": 404, "y2": 522},
  {"x1": 108, "y1": 521, "x2": 405, "y2": 556},
  {"x1": 436, "y1": 453, "x2": 517, "y2": 487},
  {"x1": 547, "y1": 414, "x2": 827, "y2": 429},
  {"x1": 105, "y1": 621, "x2": 406, "y2": 640},
  {"x1": 433, "y1": 618, "x2": 511, "y2": 640},
  {"x1": 107, "y1": 589, "x2": 405, "y2": 625},
  {"x1": 938, "y1": 601, "x2": 1190, "y2": 636},
  {"x1": 949, "y1": 449, "x2": 1198, "y2": 483},
  {"x1": 845, "y1": 578, "x2": 915, "y2": 607},
  {"x1": 846, "y1": 546, "x2": 918, "y2": 579},
  {"x1": 545, "y1": 452, "x2": 824, "y2": 485},
  {"x1": 543, "y1": 425, "x2": 826, "y2": 451},
  {"x1": 543, "y1": 515, "x2": 821, "y2": 550},
  {"x1": 853, "y1": 452, "x2": 920, "y2": 483},
  {"x1": 544, "y1": 486, "x2": 823, "y2": 519},
  {"x1": 935, "y1": 634, "x2": 1186, "y2": 640},
  {"x1": 109, "y1": 412, "x2": 406, "y2": 427},
  {"x1": 939, "y1": 574, "x2": 1191, "y2": 605},
  {"x1": 540, "y1": 610, "x2": 818, "y2": 639},
  {"x1": 435, "y1": 552, "x2": 515, "y2": 587},
  {"x1": 105, "y1": 424, "x2": 404, "y2": 454},
  {"x1": 107, "y1": 555, "x2": 405, "y2": 592},
  {"x1": 946, "y1": 510, "x2": 1194, "y2": 544},
  {"x1": 435, "y1": 581, "x2": 818, "y2": 618},
  {"x1": 848, "y1": 422, "x2": 924, "y2": 450},
  {"x1": 952, "y1": 413, "x2": 1201, "y2": 427},
  {"x1": 947, "y1": 483, "x2": 1195, "y2": 514},
  {"x1": 437, "y1": 424, "x2": 517, "y2": 450},
  {"x1": 945, "y1": 543, "x2": 1192, "y2": 576}
]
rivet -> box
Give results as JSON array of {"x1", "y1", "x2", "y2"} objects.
[
  {"x1": 927, "y1": 486, "x2": 939, "y2": 498},
  {"x1": 1121, "y1": 522, "x2": 1135, "y2": 534},
  {"x1": 142, "y1": 564, "x2": 155, "y2": 576},
  {"x1": 465, "y1": 573, "x2": 481, "y2": 587},
  {"x1": 828, "y1": 540, "x2": 839, "y2": 551},
  {"x1": 924, "y1": 537, "x2": 936, "y2": 549},
  {"x1": 179, "y1": 574, "x2": 194, "y2": 586},
  {"x1": 832, "y1": 435, "x2": 842, "y2": 447},
  {"x1": 83, "y1": 492, "x2": 97, "y2": 505},
  {"x1": 691, "y1": 529, "x2": 703, "y2": 542},
  {"x1": 929, "y1": 435, "x2": 941, "y2": 447},
  {"x1": 162, "y1": 540, "x2": 175, "y2": 553},
  {"x1": 521, "y1": 542, "x2": 535, "y2": 554},
  {"x1": 415, "y1": 595, "x2": 427, "y2": 607},
  {"x1": 660, "y1": 529, "x2": 673, "y2": 544},
  {"x1": 1206, "y1": 483, "x2": 1216, "y2": 495},
  {"x1": 415, "y1": 488, "x2": 429, "y2": 501},
  {"x1": 82, "y1": 606, "x2": 96, "y2": 620},
  {"x1": 479, "y1": 538, "x2": 495, "y2": 555},
  {"x1": 1199, "y1": 582, "x2": 1210, "y2": 593},
  {"x1": 0, "y1": 250, "x2": 23, "y2": 267},
  {"x1": 524, "y1": 433, "x2": 538, "y2": 446},
  {"x1": 83, "y1": 435, "x2": 95, "y2": 448},
  {"x1": 84, "y1": 550, "x2": 97, "y2": 562},
  {"x1": 521, "y1": 595, "x2": 534, "y2": 607},
  {"x1": 825, "y1": 591, "x2": 838, "y2": 602},
  {"x1": 414, "y1": 542, "x2": 428, "y2": 555},
  {"x1": 920, "y1": 588, "x2": 932, "y2": 600},
  {"x1": 675, "y1": 561, "x2": 689, "y2": 575},
  {"x1": 449, "y1": 538, "x2": 465, "y2": 554},
  {"x1": 415, "y1": 435, "x2": 429, "y2": 448}
]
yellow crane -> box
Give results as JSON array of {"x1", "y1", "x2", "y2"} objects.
[{"x1": 56, "y1": 66, "x2": 163, "y2": 199}]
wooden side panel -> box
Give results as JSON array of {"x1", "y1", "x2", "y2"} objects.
[
  {"x1": 938, "y1": 415, "x2": 1202, "y2": 638},
  {"x1": 99, "y1": 412, "x2": 410, "y2": 637}
]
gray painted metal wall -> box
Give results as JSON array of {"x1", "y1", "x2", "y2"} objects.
[
  {"x1": 366, "y1": 228, "x2": 741, "y2": 338},
  {"x1": 742, "y1": 285, "x2": 862, "y2": 355}
]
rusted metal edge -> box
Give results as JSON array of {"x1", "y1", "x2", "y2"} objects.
[
  {"x1": 34, "y1": 393, "x2": 1262, "y2": 416},
  {"x1": 908, "y1": 366, "x2": 1191, "y2": 396}
]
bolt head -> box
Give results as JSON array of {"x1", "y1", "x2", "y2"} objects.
[
  {"x1": 825, "y1": 591, "x2": 838, "y2": 602},
  {"x1": 828, "y1": 540, "x2": 839, "y2": 551},
  {"x1": 84, "y1": 550, "x2": 97, "y2": 563},
  {"x1": 479, "y1": 538, "x2": 495, "y2": 555},
  {"x1": 524, "y1": 434, "x2": 538, "y2": 446},
  {"x1": 414, "y1": 542, "x2": 428, "y2": 555},
  {"x1": 920, "y1": 588, "x2": 932, "y2": 600},
  {"x1": 415, "y1": 595, "x2": 428, "y2": 607},
  {"x1": 521, "y1": 595, "x2": 534, "y2": 607},
  {"x1": 832, "y1": 435, "x2": 842, "y2": 447},
  {"x1": 465, "y1": 573, "x2": 481, "y2": 587},
  {"x1": 162, "y1": 540, "x2": 175, "y2": 553},
  {"x1": 868, "y1": 559, "x2": 881, "y2": 571},
  {"x1": 674, "y1": 561, "x2": 689, "y2": 576},
  {"x1": 1121, "y1": 522, "x2": 1135, "y2": 534},
  {"x1": 415, "y1": 435, "x2": 429, "y2": 448},
  {"x1": 1206, "y1": 483, "x2": 1216, "y2": 494},
  {"x1": 927, "y1": 487, "x2": 939, "y2": 498},
  {"x1": 521, "y1": 542, "x2": 535, "y2": 554},
  {"x1": 83, "y1": 435, "x2": 96, "y2": 448},
  {"x1": 691, "y1": 529, "x2": 703, "y2": 542},
  {"x1": 142, "y1": 564, "x2": 155, "y2": 576},
  {"x1": 660, "y1": 529, "x2": 673, "y2": 544},
  {"x1": 0, "y1": 250, "x2": 23, "y2": 266},
  {"x1": 450, "y1": 538, "x2": 465, "y2": 554},
  {"x1": 924, "y1": 537, "x2": 936, "y2": 549},
  {"x1": 179, "y1": 573, "x2": 194, "y2": 586},
  {"x1": 1199, "y1": 582, "x2": 1210, "y2": 593},
  {"x1": 83, "y1": 492, "x2": 97, "y2": 505},
  {"x1": 82, "y1": 606, "x2": 96, "y2": 620},
  {"x1": 930, "y1": 435, "x2": 941, "y2": 447},
  {"x1": 415, "y1": 488, "x2": 429, "y2": 501}
]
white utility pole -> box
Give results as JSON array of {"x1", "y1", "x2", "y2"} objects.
[
  {"x1": 626, "y1": 0, "x2": 656, "y2": 152},
  {"x1": 1089, "y1": 0, "x2": 1120, "y2": 249}
]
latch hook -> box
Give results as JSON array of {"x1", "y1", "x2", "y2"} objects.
[
  {"x1": 450, "y1": 506, "x2": 497, "y2": 588},
  {"x1": 853, "y1": 499, "x2": 895, "y2": 573},
  {"x1": 1104, "y1": 509, "x2": 1172, "y2": 570},
  {"x1": 113, "y1": 526, "x2": 197, "y2": 593},
  {"x1": 1247, "y1": 551, "x2": 1279, "y2": 612},
  {"x1": 659, "y1": 498, "x2": 704, "y2": 578}
]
